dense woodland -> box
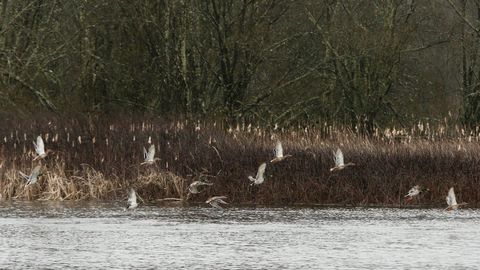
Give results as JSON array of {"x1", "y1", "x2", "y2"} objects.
[{"x1": 1, "y1": 0, "x2": 480, "y2": 133}]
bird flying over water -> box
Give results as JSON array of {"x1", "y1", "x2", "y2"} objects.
[
  {"x1": 141, "y1": 144, "x2": 159, "y2": 165},
  {"x1": 206, "y1": 196, "x2": 228, "y2": 209},
  {"x1": 445, "y1": 187, "x2": 467, "y2": 211},
  {"x1": 19, "y1": 165, "x2": 42, "y2": 186},
  {"x1": 405, "y1": 185, "x2": 429, "y2": 202},
  {"x1": 248, "y1": 162, "x2": 267, "y2": 185},
  {"x1": 126, "y1": 188, "x2": 138, "y2": 210},
  {"x1": 188, "y1": 180, "x2": 213, "y2": 194},
  {"x1": 330, "y1": 148, "x2": 355, "y2": 172},
  {"x1": 33, "y1": 135, "x2": 51, "y2": 160},
  {"x1": 270, "y1": 141, "x2": 292, "y2": 163}
]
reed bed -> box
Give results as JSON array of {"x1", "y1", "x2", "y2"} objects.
[{"x1": 1, "y1": 116, "x2": 480, "y2": 207}]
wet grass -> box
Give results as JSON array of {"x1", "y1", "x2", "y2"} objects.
[{"x1": 0, "y1": 116, "x2": 479, "y2": 207}]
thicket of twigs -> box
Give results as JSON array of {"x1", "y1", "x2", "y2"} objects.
[{"x1": 1, "y1": 116, "x2": 479, "y2": 207}]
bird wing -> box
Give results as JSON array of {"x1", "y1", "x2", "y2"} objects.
[
  {"x1": 147, "y1": 144, "x2": 156, "y2": 161},
  {"x1": 210, "y1": 201, "x2": 223, "y2": 209},
  {"x1": 446, "y1": 195, "x2": 452, "y2": 206},
  {"x1": 412, "y1": 186, "x2": 420, "y2": 196},
  {"x1": 446, "y1": 187, "x2": 457, "y2": 206},
  {"x1": 190, "y1": 181, "x2": 199, "y2": 188},
  {"x1": 31, "y1": 165, "x2": 42, "y2": 179},
  {"x1": 34, "y1": 136, "x2": 45, "y2": 155},
  {"x1": 207, "y1": 196, "x2": 227, "y2": 203},
  {"x1": 189, "y1": 184, "x2": 199, "y2": 194},
  {"x1": 143, "y1": 146, "x2": 148, "y2": 160},
  {"x1": 209, "y1": 196, "x2": 228, "y2": 208},
  {"x1": 334, "y1": 148, "x2": 344, "y2": 166},
  {"x1": 405, "y1": 186, "x2": 418, "y2": 197},
  {"x1": 405, "y1": 187, "x2": 413, "y2": 197},
  {"x1": 198, "y1": 181, "x2": 213, "y2": 186},
  {"x1": 216, "y1": 198, "x2": 228, "y2": 204},
  {"x1": 274, "y1": 141, "x2": 283, "y2": 158},
  {"x1": 256, "y1": 163, "x2": 267, "y2": 179},
  {"x1": 128, "y1": 189, "x2": 137, "y2": 205}
]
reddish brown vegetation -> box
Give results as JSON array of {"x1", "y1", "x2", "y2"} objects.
[{"x1": 0, "y1": 116, "x2": 479, "y2": 207}]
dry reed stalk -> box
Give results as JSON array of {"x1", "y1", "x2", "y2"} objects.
[{"x1": 0, "y1": 116, "x2": 479, "y2": 206}]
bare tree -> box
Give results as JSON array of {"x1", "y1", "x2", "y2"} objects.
[{"x1": 447, "y1": 0, "x2": 480, "y2": 127}]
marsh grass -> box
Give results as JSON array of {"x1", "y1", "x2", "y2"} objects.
[{"x1": 1, "y1": 116, "x2": 480, "y2": 207}]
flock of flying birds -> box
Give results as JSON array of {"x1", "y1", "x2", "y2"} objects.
[{"x1": 20, "y1": 136, "x2": 467, "y2": 211}]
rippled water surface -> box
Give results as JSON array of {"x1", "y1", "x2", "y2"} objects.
[{"x1": 0, "y1": 202, "x2": 480, "y2": 269}]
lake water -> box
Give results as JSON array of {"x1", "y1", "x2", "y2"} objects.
[{"x1": 0, "y1": 202, "x2": 479, "y2": 269}]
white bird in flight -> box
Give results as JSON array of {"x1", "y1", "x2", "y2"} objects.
[
  {"x1": 206, "y1": 196, "x2": 228, "y2": 209},
  {"x1": 445, "y1": 187, "x2": 467, "y2": 211},
  {"x1": 188, "y1": 180, "x2": 214, "y2": 194},
  {"x1": 405, "y1": 185, "x2": 429, "y2": 202},
  {"x1": 33, "y1": 135, "x2": 51, "y2": 161},
  {"x1": 126, "y1": 188, "x2": 138, "y2": 210},
  {"x1": 330, "y1": 148, "x2": 355, "y2": 172},
  {"x1": 141, "y1": 144, "x2": 159, "y2": 165},
  {"x1": 19, "y1": 165, "x2": 42, "y2": 186},
  {"x1": 248, "y1": 162, "x2": 267, "y2": 185},
  {"x1": 270, "y1": 141, "x2": 292, "y2": 163}
]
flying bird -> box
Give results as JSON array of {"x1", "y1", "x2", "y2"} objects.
[
  {"x1": 270, "y1": 141, "x2": 292, "y2": 163},
  {"x1": 248, "y1": 162, "x2": 267, "y2": 185},
  {"x1": 188, "y1": 180, "x2": 214, "y2": 194},
  {"x1": 33, "y1": 135, "x2": 52, "y2": 160},
  {"x1": 206, "y1": 196, "x2": 228, "y2": 209},
  {"x1": 445, "y1": 187, "x2": 467, "y2": 211},
  {"x1": 330, "y1": 148, "x2": 355, "y2": 172},
  {"x1": 141, "y1": 144, "x2": 159, "y2": 165},
  {"x1": 126, "y1": 188, "x2": 138, "y2": 210},
  {"x1": 405, "y1": 185, "x2": 429, "y2": 202},
  {"x1": 19, "y1": 165, "x2": 42, "y2": 186}
]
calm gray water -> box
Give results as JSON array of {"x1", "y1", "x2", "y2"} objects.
[{"x1": 0, "y1": 202, "x2": 479, "y2": 269}]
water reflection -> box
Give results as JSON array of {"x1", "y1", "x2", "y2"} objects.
[{"x1": 0, "y1": 202, "x2": 480, "y2": 269}]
